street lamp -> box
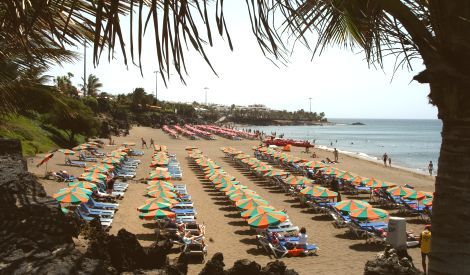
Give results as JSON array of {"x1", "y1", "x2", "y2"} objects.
[{"x1": 204, "y1": 87, "x2": 209, "y2": 105}]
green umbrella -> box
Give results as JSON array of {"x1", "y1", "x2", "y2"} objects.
[
  {"x1": 235, "y1": 198, "x2": 270, "y2": 210},
  {"x1": 58, "y1": 187, "x2": 93, "y2": 195},
  {"x1": 334, "y1": 199, "x2": 371, "y2": 213},
  {"x1": 68, "y1": 181, "x2": 97, "y2": 190},
  {"x1": 137, "y1": 201, "x2": 173, "y2": 212},
  {"x1": 241, "y1": 205, "x2": 275, "y2": 219},
  {"x1": 247, "y1": 211, "x2": 287, "y2": 228},
  {"x1": 53, "y1": 189, "x2": 90, "y2": 204},
  {"x1": 139, "y1": 209, "x2": 176, "y2": 220},
  {"x1": 350, "y1": 207, "x2": 389, "y2": 221}
]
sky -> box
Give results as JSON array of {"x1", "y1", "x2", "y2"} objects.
[{"x1": 49, "y1": 2, "x2": 437, "y2": 119}]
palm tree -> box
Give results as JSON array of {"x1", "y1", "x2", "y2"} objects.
[
  {"x1": 2, "y1": 1, "x2": 470, "y2": 272},
  {"x1": 81, "y1": 74, "x2": 103, "y2": 97}
]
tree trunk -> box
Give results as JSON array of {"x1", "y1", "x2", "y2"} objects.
[
  {"x1": 68, "y1": 131, "x2": 75, "y2": 147},
  {"x1": 430, "y1": 117, "x2": 470, "y2": 274}
]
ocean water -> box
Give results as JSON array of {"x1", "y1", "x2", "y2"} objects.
[{"x1": 247, "y1": 119, "x2": 442, "y2": 173}]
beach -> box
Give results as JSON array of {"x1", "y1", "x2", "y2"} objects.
[{"x1": 29, "y1": 126, "x2": 435, "y2": 274}]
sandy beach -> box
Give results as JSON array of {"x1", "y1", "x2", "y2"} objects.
[{"x1": 29, "y1": 126, "x2": 435, "y2": 274}]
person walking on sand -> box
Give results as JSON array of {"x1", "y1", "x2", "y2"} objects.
[
  {"x1": 333, "y1": 148, "x2": 339, "y2": 162},
  {"x1": 141, "y1": 137, "x2": 148, "y2": 149},
  {"x1": 419, "y1": 225, "x2": 432, "y2": 274},
  {"x1": 388, "y1": 157, "x2": 392, "y2": 167},
  {"x1": 150, "y1": 138, "x2": 154, "y2": 147},
  {"x1": 428, "y1": 161, "x2": 434, "y2": 176},
  {"x1": 383, "y1": 153, "x2": 388, "y2": 167}
]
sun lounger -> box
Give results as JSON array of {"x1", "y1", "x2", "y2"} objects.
[
  {"x1": 88, "y1": 197, "x2": 119, "y2": 210},
  {"x1": 176, "y1": 216, "x2": 196, "y2": 223},
  {"x1": 172, "y1": 208, "x2": 197, "y2": 216},
  {"x1": 129, "y1": 150, "x2": 144, "y2": 156},
  {"x1": 79, "y1": 203, "x2": 115, "y2": 217},
  {"x1": 182, "y1": 241, "x2": 208, "y2": 261},
  {"x1": 79, "y1": 153, "x2": 97, "y2": 162},
  {"x1": 75, "y1": 208, "x2": 113, "y2": 229},
  {"x1": 65, "y1": 159, "x2": 86, "y2": 167}
]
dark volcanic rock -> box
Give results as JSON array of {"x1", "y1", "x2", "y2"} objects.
[
  {"x1": 199, "y1": 252, "x2": 225, "y2": 275},
  {"x1": 0, "y1": 139, "x2": 105, "y2": 274},
  {"x1": 364, "y1": 246, "x2": 423, "y2": 275}
]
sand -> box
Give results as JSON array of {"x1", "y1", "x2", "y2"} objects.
[{"x1": 29, "y1": 126, "x2": 435, "y2": 274}]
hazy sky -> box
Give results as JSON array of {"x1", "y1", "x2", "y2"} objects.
[{"x1": 49, "y1": 2, "x2": 437, "y2": 119}]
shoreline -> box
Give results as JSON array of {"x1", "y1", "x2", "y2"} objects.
[{"x1": 314, "y1": 144, "x2": 434, "y2": 178}]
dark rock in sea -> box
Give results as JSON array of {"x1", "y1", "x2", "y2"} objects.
[
  {"x1": 351, "y1": 122, "x2": 365, "y2": 125},
  {"x1": 364, "y1": 246, "x2": 423, "y2": 275}
]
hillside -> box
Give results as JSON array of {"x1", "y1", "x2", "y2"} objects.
[{"x1": 0, "y1": 115, "x2": 84, "y2": 156}]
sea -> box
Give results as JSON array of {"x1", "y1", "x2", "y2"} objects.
[{"x1": 246, "y1": 119, "x2": 442, "y2": 174}]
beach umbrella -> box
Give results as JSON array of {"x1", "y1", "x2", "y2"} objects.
[
  {"x1": 137, "y1": 201, "x2": 173, "y2": 212},
  {"x1": 53, "y1": 189, "x2": 90, "y2": 204},
  {"x1": 367, "y1": 181, "x2": 396, "y2": 189},
  {"x1": 145, "y1": 197, "x2": 179, "y2": 205},
  {"x1": 229, "y1": 192, "x2": 262, "y2": 202},
  {"x1": 241, "y1": 205, "x2": 276, "y2": 219},
  {"x1": 139, "y1": 209, "x2": 176, "y2": 220},
  {"x1": 148, "y1": 170, "x2": 171, "y2": 180},
  {"x1": 205, "y1": 170, "x2": 226, "y2": 179},
  {"x1": 147, "y1": 190, "x2": 177, "y2": 198},
  {"x1": 254, "y1": 165, "x2": 274, "y2": 172},
  {"x1": 284, "y1": 176, "x2": 313, "y2": 186},
  {"x1": 147, "y1": 185, "x2": 175, "y2": 192},
  {"x1": 150, "y1": 159, "x2": 169, "y2": 167},
  {"x1": 300, "y1": 185, "x2": 327, "y2": 196},
  {"x1": 336, "y1": 171, "x2": 356, "y2": 181},
  {"x1": 263, "y1": 170, "x2": 290, "y2": 177},
  {"x1": 304, "y1": 161, "x2": 326, "y2": 169},
  {"x1": 312, "y1": 188, "x2": 338, "y2": 199},
  {"x1": 102, "y1": 157, "x2": 121, "y2": 164},
  {"x1": 422, "y1": 198, "x2": 433, "y2": 207},
  {"x1": 423, "y1": 191, "x2": 434, "y2": 198},
  {"x1": 80, "y1": 172, "x2": 107, "y2": 181},
  {"x1": 73, "y1": 144, "x2": 91, "y2": 151},
  {"x1": 236, "y1": 198, "x2": 270, "y2": 210},
  {"x1": 320, "y1": 167, "x2": 339, "y2": 176},
  {"x1": 221, "y1": 184, "x2": 246, "y2": 193},
  {"x1": 234, "y1": 154, "x2": 251, "y2": 160},
  {"x1": 226, "y1": 188, "x2": 258, "y2": 197},
  {"x1": 351, "y1": 176, "x2": 364, "y2": 185},
  {"x1": 36, "y1": 153, "x2": 54, "y2": 168},
  {"x1": 212, "y1": 175, "x2": 238, "y2": 185},
  {"x1": 58, "y1": 187, "x2": 93, "y2": 196},
  {"x1": 68, "y1": 181, "x2": 97, "y2": 190},
  {"x1": 208, "y1": 173, "x2": 235, "y2": 182},
  {"x1": 58, "y1": 149, "x2": 76, "y2": 155},
  {"x1": 185, "y1": 146, "x2": 198, "y2": 151},
  {"x1": 404, "y1": 191, "x2": 427, "y2": 200},
  {"x1": 387, "y1": 186, "x2": 417, "y2": 197},
  {"x1": 108, "y1": 151, "x2": 127, "y2": 157},
  {"x1": 334, "y1": 200, "x2": 371, "y2": 213},
  {"x1": 247, "y1": 211, "x2": 287, "y2": 228},
  {"x1": 350, "y1": 207, "x2": 389, "y2": 221},
  {"x1": 147, "y1": 180, "x2": 174, "y2": 188}
]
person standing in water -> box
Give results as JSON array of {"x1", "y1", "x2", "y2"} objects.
[
  {"x1": 428, "y1": 161, "x2": 434, "y2": 176},
  {"x1": 382, "y1": 153, "x2": 388, "y2": 166}
]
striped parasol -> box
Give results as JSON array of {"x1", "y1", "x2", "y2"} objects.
[
  {"x1": 139, "y1": 209, "x2": 175, "y2": 220},
  {"x1": 334, "y1": 199, "x2": 371, "y2": 213},
  {"x1": 241, "y1": 205, "x2": 275, "y2": 219},
  {"x1": 350, "y1": 207, "x2": 389, "y2": 221},
  {"x1": 235, "y1": 198, "x2": 270, "y2": 210},
  {"x1": 247, "y1": 211, "x2": 287, "y2": 228}
]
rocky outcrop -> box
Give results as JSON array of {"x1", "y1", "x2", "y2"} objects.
[
  {"x1": 364, "y1": 246, "x2": 423, "y2": 275},
  {"x1": 0, "y1": 139, "x2": 105, "y2": 274},
  {"x1": 199, "y1": 253, "x2": 298, "y2": 275}
]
